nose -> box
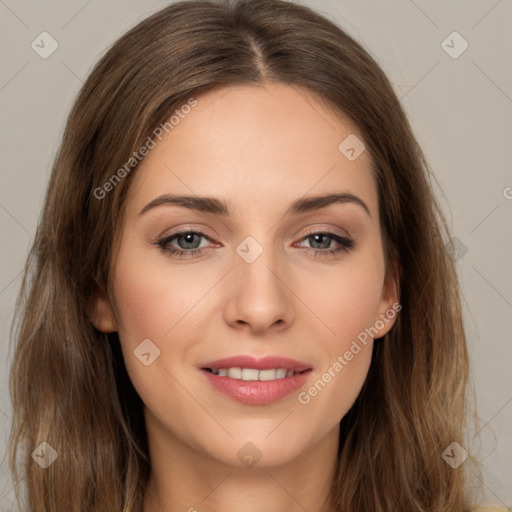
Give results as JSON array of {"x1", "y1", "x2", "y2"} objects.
[{"x1": 223, "y1": 240, "x2": 295, "y2": 334}]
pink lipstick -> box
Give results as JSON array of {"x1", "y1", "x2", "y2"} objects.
[{"x1": 200, "y1": 355, "x2": 312, "y2": 405}]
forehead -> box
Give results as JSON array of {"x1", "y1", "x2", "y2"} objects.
[{"x1": 126, "y1": 83, "x2": 377, "y2": 219}]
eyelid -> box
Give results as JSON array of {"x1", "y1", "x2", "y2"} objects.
[
  {"x1": 155, "y1": 224, "x2": 216, "y2": 240},
  {"x1": 299, "y1": 225, "x2": 352, "y2": 239}
]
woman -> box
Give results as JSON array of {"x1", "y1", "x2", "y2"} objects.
[{"x1": 9, "y1": 0, "x2": 498, "y2": 510}]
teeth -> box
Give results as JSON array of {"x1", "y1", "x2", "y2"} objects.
[
  {"x1": 210, "y1": 367, "x2": 300, "y2": 381},
  {"x1": 258, "y1": 369, "x2": 279, "y2": 381},
  {"x1": 241, "y1": 368, "x2": 259, "y2": 381},
  {"x1": 227, "y1": 367, "x2": 242, "y2": 379},
  {"x1": 276, "y1": 369, "x2": 287, "y2": 379}
]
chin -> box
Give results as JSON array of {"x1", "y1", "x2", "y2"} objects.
[{"x1": 203, "y1": 432, "x2": 311, "y2": 469}]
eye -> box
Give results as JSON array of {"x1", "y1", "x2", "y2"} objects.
[
  {"x1": 155, "y1": 230, "x2": 215, "y2": 257},
  {"x1": 296, "y1": 230, "x2": 355, "y2": 258}
]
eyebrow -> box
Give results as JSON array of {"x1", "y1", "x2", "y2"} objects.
[{"x1": 139, "y1": 192, "x2": 371, "y2": 218}]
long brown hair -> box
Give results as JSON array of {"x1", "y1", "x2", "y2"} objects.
[{"x1": 9, "y1": 0, "x2": 480, "y2": 510}]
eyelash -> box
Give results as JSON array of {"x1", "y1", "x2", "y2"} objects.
[{"x1": 155, "y1": 229, "x2": 355, "y2": 259}]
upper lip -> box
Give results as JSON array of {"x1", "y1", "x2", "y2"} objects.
[{"x1": 201, "y1": 355, "x2": 312, "y2": 373}]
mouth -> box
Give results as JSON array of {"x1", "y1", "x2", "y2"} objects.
[{"x1": 199, "y1": 355, "x2": 313, "y2": 405}]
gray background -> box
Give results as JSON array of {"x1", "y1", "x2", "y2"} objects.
[{"x1": 0, "y1": 0, "x2": 511, "y2": 509}]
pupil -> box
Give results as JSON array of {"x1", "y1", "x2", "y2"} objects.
[
  {"x1": 180, "y1": 233, "x2": 200, "y2": 249},
  {"x1": 312, "y1": 234, "x2": 329, "y2": 249}
]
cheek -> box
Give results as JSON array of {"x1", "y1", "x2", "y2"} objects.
[
  {"x1": 310, "y1": 256, "x2": 385, "y2": 345},
  {"x1": 111, "y1": 243, "x2": 216, "y2": 341},
  {"x1": 109, "y1": 245, "x2": 210, "y2": 390},
  {"x1": 298, "y1": 255, "x2": 383, "y2": 417}
]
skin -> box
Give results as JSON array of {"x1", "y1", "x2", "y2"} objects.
[{"x1": 92, "y1": 82, "x2": 399, "y2": 512}]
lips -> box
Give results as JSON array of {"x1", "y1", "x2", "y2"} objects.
[{"x1": 200, "y1": 355, "x2": 313, "y2": 405}]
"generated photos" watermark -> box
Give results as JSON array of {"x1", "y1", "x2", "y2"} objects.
[
  {"x1": 93, "y1": 97, "x2": 198, "y2": 200},
  {"x1": 298, "y1": 302, "x2": 402, "y2": 405}
]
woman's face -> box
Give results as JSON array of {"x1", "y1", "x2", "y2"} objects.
[{"x1": 93, "y1": 83, "x2": 398, "y2": 468}]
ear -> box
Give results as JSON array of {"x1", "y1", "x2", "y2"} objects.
[
  {"x1": 373, "y1": 252, "x2": 401, "y2": 340},
  {"x1": 89, "y1": 290, "x2": 118, "y2": 333}
]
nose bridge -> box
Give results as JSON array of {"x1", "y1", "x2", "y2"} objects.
[
  {"x1": 235, "y1": 236, "x2": 278, "y2": 284},
  {"x1": 225, "y1": 233, "x2": 293, "y2": 331},
  {"x1": 235, "y1": 233, "x2": 283, "y2": 293}
]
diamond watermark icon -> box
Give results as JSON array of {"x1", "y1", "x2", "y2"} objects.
[
  {"x1": 237, "y1": 442, "x2": 262, "y2": 467},
  {"x1": 338, "y1": 134, "x2": 365, "y2": 161},
  {"x1": 236, "y1": 236, "x2": 263, "y2": 264},
  {"x1": 31, "y1": 32, "x2": 59, "y2": 59},
  {"x1": 441, "y1": 442, "x2": 468, "y2": 469},
  {"x1": 31, "y1": 441, "x2": 59, "y2": 468},
  {"x1": 134, "y1": 339, "x2": 161, "y2": 366},
  {"x1": 445, "y1": 237, "x2": 468, "y2": 263},
  {"x1": 441, "y1": 31, "x2": 468, "y2": 59}
]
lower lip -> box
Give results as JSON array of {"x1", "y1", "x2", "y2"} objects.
[{"x1": 201, "y1": 369, "x2": 312, "y2": 405}]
